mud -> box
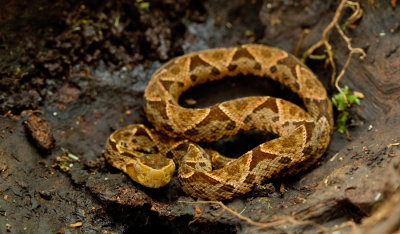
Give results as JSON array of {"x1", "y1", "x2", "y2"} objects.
[{"x1": 1, "y1": 0, "x2": 400, "y2": 233}]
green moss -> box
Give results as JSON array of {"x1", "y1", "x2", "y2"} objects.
[{"x1": 331, "y1": 86, "x2": 361, "y2": 133}]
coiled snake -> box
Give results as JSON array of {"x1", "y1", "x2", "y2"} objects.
[{"x1": 104, "y1": 44, "x2": 333, "y2": 200}]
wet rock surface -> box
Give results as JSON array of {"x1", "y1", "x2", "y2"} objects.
[{"x1": 1, "y1": 0, "x2": 400, "y2": 233}]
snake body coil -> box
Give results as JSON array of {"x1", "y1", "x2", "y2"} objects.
[{"x1": 105, "y1": 44, "x2": 333, "y2": 200}]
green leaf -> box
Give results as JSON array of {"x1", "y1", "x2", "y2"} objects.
[
  {"x1": 332, "y1": 91, "x2": 347, "y2": 111},
  {"x1": 308, "y1": 54, "x2": 327, "y2": 60},
  {"x1": 139, "y1": 2, "x2": 150, "y2": 11},
  {"x1": 336, "y1": 112, "x2": 349, "y2": 133},
  {"x1": 68, "y1": 153, "x2": 79, "y2": 161},
  {"x1": 331, "y1": 86, "x2": 362, "y2": 133},
  {"x1": 347, "y1": 93, "x2": 361, "y2": 106}
]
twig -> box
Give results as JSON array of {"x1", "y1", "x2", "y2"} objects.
[
  {"x1": 179, "y1": 200, "x2": 325, "y2": 231},
  {"x1": 301, "y1": 0, "x2": 347, "y2": 88},
  {"x1": 344, "y1": 1, "x2": 364, "y2": 26},
  {"x1": 301, "y1": 0, "x2": 366, "y2": 104},
  {"x1": 294, "y1": 29, "x2": 310, "y2": 57},
  {"x1": 333, "y1": 21, "x2": 366, "y2": 103},
  {"x1": 301, "y1": 0, "x2": 347, "y2": 58}
]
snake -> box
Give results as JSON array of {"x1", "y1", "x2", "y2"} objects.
[{"x1": 104, "y1": 44, "x2": 333, "y2": 200}]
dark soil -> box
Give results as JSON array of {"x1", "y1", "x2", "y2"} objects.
[{"x1": 1, "y1": 0, "x2": 400, "y2": 233}]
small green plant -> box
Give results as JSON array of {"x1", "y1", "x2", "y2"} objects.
[
  {"x1": 331, "y1": 86, "x2": 361, "y2": 133},
  {"x1": 138, "y1": 1, "x2": 150, "y2": 12}
]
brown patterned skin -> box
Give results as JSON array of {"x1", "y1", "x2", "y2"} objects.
[{"x1": 104, "y1": 44, "x2": 333, "y2": 200}]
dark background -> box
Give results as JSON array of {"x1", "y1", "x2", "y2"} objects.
[{"x1": 0, "y1": 0, "x2": 400, "y2": 233}]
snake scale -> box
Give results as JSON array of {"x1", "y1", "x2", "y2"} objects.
[{"x1": 104, "y1": 44, "x2": 333, "y2": 200}]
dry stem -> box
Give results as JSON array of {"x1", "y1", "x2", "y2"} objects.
[{"x1": 179, "y1": 200, "x2": 326, "y2": 231}]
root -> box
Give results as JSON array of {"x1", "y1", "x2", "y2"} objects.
[{"x1": 302, "y1": 0, "x2": 366, "y2": 104}]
